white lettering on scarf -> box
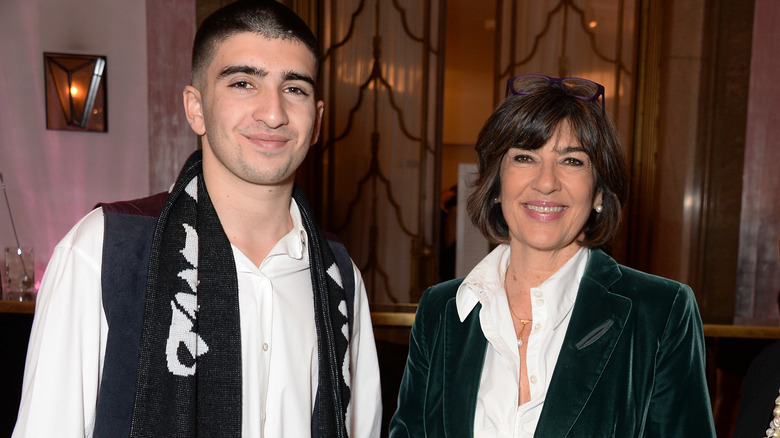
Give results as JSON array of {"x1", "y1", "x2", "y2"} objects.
[
  {"x1": 165, "y1": 179, "x2": 210, "y2": 376},
  {"x1": 327, "y1": 262, "x2": 352, "y2": 432}
]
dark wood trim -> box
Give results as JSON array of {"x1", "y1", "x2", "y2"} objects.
[
  {"x1": 0, "y1": 301, "x2": 35, "y2": 315},
  {"x1": 625, "y1": 0, "x2": 663, "y2": 272}
]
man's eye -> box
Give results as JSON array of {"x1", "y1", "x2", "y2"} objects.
[
  {"x1": 285, "y1": 86, "x2": 308, "y2": 96},
  {"x1": 231, "y1": 81, "x2": 252, "y2": 89}
]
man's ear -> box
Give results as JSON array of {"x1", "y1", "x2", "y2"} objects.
[
  {"x1": 183, "y1": 85, "x2": 206, "y2": 136},
  {"x1": 310, "y1": 100, "x2": 325, "y2": 145}
]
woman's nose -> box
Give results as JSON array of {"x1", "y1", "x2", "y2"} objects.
[{"x1": 532, "y1": 162, "x2": 561, "y2": 194}]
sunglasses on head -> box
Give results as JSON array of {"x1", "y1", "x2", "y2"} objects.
[{"x1": 505, "y1": 74, "x2": 606, "y2": 115}]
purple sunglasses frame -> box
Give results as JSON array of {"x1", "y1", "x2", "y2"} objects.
[{"x1": 505, "y1": 74, "x2": 606, "y2": 114}]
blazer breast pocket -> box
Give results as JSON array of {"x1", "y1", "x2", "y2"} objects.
[{"x1": 575, "y1": 319, "x2": 615, "y2": 350}]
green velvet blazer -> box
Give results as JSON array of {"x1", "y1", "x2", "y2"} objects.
[{"x1": 389, "y1": 249, "x2": 716, "y2": 437}]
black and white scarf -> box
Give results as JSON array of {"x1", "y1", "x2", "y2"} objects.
[{"x1": 129, "y1": 151, "x2": 351, "y2": 437}]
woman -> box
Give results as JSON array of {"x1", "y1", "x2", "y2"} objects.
[{"x1": 389, "y1": 75, "x2": 716, "y2": 437}]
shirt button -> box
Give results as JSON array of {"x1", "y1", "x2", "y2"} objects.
[
  {"x1": 533, "y1": 323, "x2": 541, "y2": 331},
  {"x1": 263, "y1": 343, "x2": 269, "y2": 351},
  {"x1": 536, "y1": 299, "x2": 545, "y2": 306},
  {"x1": 262, "y1": 410, "x2": 266, "y2": 422},
  {"x1": 533, "y1": 290, "x2": 543, "y2": 297},
  {"x1": 530, "y1": 375, "x2": 538, "y2": 384}
]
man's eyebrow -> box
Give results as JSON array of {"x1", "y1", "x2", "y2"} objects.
[
  {"x1": 218, "y1": 65, "x2": 267, "y2": 79},
  {"x1": 284, "y1": 71, "x2": 316, "y2": 87},
  {"x1": 216, "y1": 66, "x2": 315, "y2": 88}
]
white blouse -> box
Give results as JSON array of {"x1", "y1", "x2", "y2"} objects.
[{"x1": 455, "y1": 245, "x2": 589, "y2": 437}]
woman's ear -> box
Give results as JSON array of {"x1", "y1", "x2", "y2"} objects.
[
  {"x1": 183, "y1": 85, "x2": 206, "y2": 136},
  {"x1": 593, "y1": 190, "x2": 604, "y2": 212}
]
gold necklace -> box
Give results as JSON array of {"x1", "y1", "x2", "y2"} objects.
[{"x1": 509, "y1": 305, "x2": 532, "y2": 347}]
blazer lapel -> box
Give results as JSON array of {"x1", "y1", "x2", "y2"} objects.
[
  {"x1": 442, "y1": 299, "x2": 488, "y2": 437},
  {"x1": 534, "y1": 250, "x2": 632, "y2": 437}
]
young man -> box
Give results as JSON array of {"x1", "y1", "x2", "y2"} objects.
[{"x1": 13, "y1": 1, "x2": 381, "y2": 437}]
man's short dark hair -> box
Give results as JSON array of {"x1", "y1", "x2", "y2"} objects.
[
  {"x1": 191, "y1": 0, "x2": 320, "y2": 87},
  {"x1": 467, "y1": 85, "x2": 629, "y2": 249}
]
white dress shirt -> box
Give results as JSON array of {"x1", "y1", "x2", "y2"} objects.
[
  {"x1": 455, "y1": 245, "x2": 589, "y2": 437},
  {"x1": 13, "y1": 201, "x2": 382, "y2": 438}
]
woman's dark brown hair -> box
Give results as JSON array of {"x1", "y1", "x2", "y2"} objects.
[{"x1": 467, "y1": 83, "x2": 629, "y2": 249}]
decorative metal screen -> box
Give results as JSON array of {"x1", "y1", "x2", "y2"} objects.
[
  {"x1": 496, "y1": 0, "x2": 637, "y2": 139},
  {"x1": 319, "y1": 0, "x2": 445, "y2": 304}
]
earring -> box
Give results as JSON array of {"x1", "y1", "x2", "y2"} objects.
[
  {"x1": 595, "y1": 204, "x2": 603, "y2": 213},
  {"x1": 493, "y1": 197, "x2": 500, "y2": 204}
]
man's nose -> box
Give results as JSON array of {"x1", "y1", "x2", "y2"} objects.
[{"x1": 252, "y1": 89, "x2": 288, "y2": 129}]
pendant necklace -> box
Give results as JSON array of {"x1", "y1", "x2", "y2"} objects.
[{"x1": 509, "y1": 306, "x2": 532, "y2": 347}]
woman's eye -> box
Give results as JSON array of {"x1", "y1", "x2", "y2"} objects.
[
  {"x1": 563, "y1": 157, "x2": 584, "y2": 166},
  {"x1": 513, "y1": 154, "x2": 533, "y2": 163}
]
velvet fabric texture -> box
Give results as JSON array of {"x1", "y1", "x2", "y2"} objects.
[{"x1": 389, "y1": 249, "x2": 716, "y2": 437}]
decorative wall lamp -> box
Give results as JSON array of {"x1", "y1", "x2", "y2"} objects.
[{"x1": 44, "y1": 53, "x2": 107, "y2": 132}]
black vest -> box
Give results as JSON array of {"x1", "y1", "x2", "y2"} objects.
[{"x1": 92, "y1": 193, "x2": 355, "y2": 437}]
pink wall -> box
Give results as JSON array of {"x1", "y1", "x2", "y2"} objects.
[
  {"x1": 735, "y1": 0, "x2": 780, "y2": 325},
  {"x1": 0, "y1": 0, "x2": 150, "y2": 283},
  {"x1": 147, "y1": 0, "x2": 198, "y2": 194}
]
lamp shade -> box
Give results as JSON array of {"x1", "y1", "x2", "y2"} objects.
[{"x1": 44, "y1": 53, "x2": 107, "y2": 132}]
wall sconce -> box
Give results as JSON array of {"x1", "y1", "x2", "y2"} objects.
[{"x1": 44, "y1": 53, "x2": 107, "y2": 132}]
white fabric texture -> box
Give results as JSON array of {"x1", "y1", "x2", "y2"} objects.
[
  {"x1": 12, "y1": 201, "x2": 382, "y2": 438},
  {"x1": 455, "y1": 245, "x2": 589, "y2": 437}
]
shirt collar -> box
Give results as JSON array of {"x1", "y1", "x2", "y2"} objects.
[
  {"x1": 456, "y1": 244, "x2": 511, "y2": 322},
  {"x1": 455, "y1": 245, "x2": 589, "y2": 324},
  {"x1": 232, "y1": 200, "x2": 308, "y2": 272},
  {"x1": 267, "y1": 200, "x2": 306, "y2": 261},
  {"x1": 535, "y1": 246, "x2": 589, "y2": 330}
]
